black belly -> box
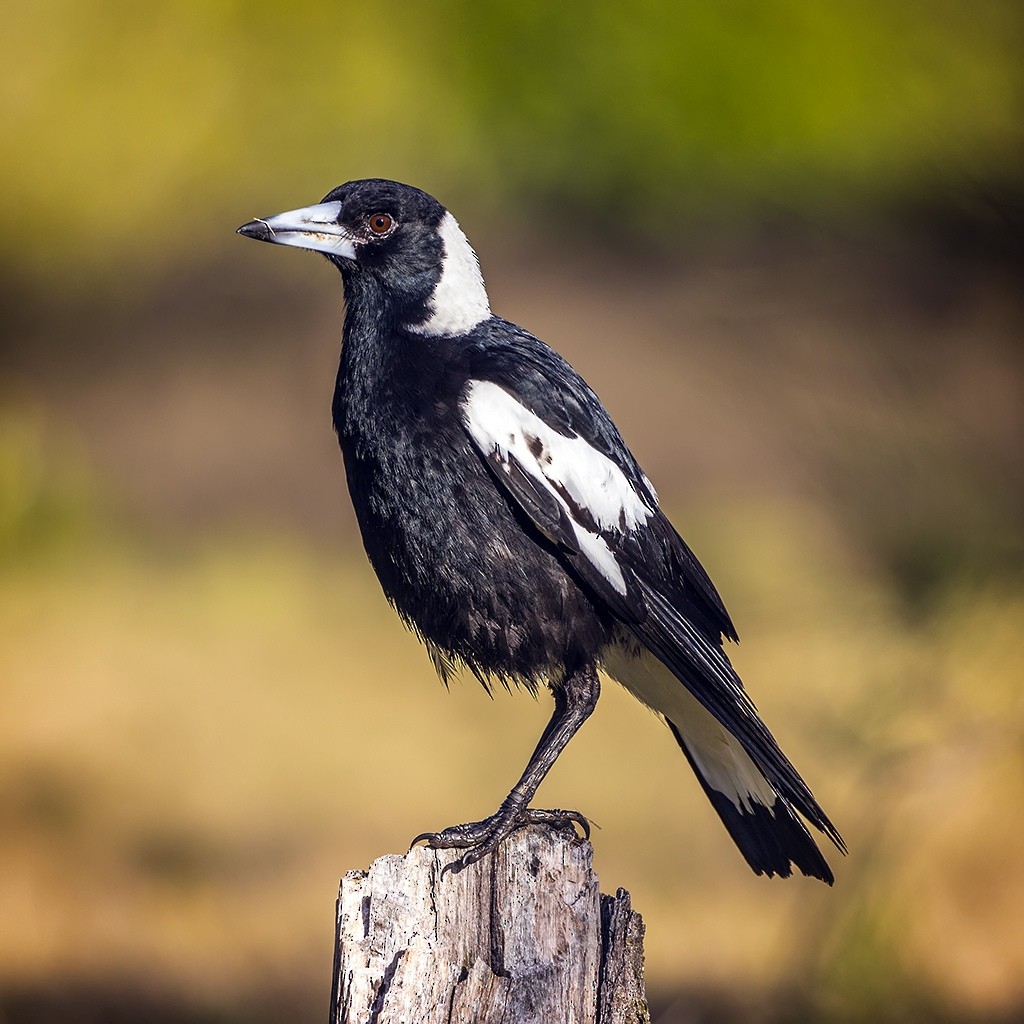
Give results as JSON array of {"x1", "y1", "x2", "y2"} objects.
[{"x1": 339, "y1": 421, "x2": 612, "y2": 686}]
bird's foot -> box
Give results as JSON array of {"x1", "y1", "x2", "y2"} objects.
[{"x1": 411, "y1": 807, "x2": 591, "y2": 870}]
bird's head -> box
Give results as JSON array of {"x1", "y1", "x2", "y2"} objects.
[{"x1": 238, "y1": 178, "x2": 491, "y2": 337}]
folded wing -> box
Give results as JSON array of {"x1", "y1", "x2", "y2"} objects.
[{"x1": 458, "y1": 364, "x2": 844, "y2": 875}]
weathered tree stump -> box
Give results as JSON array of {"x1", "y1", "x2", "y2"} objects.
[{"x1": 329, "y1": 825, "x2": 649, "y2": 1024}]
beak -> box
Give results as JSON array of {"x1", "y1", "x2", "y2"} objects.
[{"x1": 236, "y1": 201, "x2": 357, "y2": 259}]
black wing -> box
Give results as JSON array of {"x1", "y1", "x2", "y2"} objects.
[
  {"x1": 459, "y1": 321, "x2": 844, "y2": 853},
  {"x1": 462, "y1": 319, "x2": 735, "y2": 638}
]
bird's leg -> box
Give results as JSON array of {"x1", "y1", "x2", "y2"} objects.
[{"x1": 412, "y1": 664, "x2": 600, "y2": 867}]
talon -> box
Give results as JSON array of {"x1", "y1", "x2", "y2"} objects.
[
  {"x1": 455, "y1": 847, "x2": 486, "y2": 871},
  {"x1": 408, "y1": 807, "x2": 589, "y2": 864},
  {"x1": 409, "y1": 831, "x2": 439, "y2": 851},
  {"x1": 558, "y1": 809, "x2": 593, "y2": 840}
]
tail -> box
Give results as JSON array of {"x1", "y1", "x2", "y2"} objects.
[
  {"x1": 602, "y1": 642, "x2": 842, "y2": 883},
  {"x1": 667, "y1": 719, "x2": 834, "y2": 883}
]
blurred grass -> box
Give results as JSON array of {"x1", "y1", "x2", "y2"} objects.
[
  {"x1": 2, "y1": 1, "x2": 1024, "y2": 1020},
  {"x1": 2, "y1": 239, "x2": 1022, "y2": 1022},
  {"x1": 0, "y1": 406, "x2": 1022, "y2": 1020}
]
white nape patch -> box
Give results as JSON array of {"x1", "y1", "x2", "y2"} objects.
[
  {"x1": 462, "y1": 380, "x2": 655, "y2": 594},
  {"x1": 602, "y1": 642, "x2": 778, "y2": 814},
  {"x1": 408, "y1": 211, "x2": 491, "y2": 337},
  {"x1": 256, "y1": 201, "x2": 358, "y2": 259}
]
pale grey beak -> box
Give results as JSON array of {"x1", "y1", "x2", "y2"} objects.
[{"x1": 237, "y1": 201, "x2": 357, "y2": 259}]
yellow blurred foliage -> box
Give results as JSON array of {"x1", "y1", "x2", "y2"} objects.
[
  {"x1": 1, "y1": 487, "x2": 1021, "y2": 1017},
  {"x1": 1, "y1": 3, "x2": 1022, "y2": 1019}
]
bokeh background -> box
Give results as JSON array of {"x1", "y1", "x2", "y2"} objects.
[{"x1": 2, "y1": 2, "x2": 1022, "y2": 1022}]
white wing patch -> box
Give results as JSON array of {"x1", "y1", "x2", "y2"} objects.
[
  {"x1": 408, "y1": 211, "x2": 491, "y2": 337},
  {"x1": 462, "y1": 380, "x2": 656, "y2": 595},
  {"x1": 602, "y1": 641, "x2": 779, "y2": 814}
]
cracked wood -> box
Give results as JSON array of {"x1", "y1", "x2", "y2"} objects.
[{"x1": 329, "y1": 826, "x2": 649, "y2": 1024}]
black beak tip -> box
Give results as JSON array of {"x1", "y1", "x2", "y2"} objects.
[{"x1": 237, "y1": 219, "x2": 270, "y2": 241}]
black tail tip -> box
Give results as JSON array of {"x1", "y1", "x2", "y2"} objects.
[{"x1": 705, "y1": 788, "x2": 837, "y2": 884}]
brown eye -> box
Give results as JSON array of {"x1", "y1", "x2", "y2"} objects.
[{"x1": 368, "y1": 213, "x2": 394, "y2": 234}]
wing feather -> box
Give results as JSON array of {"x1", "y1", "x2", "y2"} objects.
[
  {"x1": 630, "y1": 581, "x2": 845, "y2": 851},
  {"x1": 458, "y1": 329, "x2": 842, "y2": 856}
]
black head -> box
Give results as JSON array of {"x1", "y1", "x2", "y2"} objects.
[{"x1": 238, "y1": 179, "x2": 491, "y2": 336}]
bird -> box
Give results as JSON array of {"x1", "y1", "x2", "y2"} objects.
[{"x1": 237, "y1": 178, "x2": 845, "y2": 881}]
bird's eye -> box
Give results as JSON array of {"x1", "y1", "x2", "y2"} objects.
[{"x1": 368, "y1": 213, "x2": 394, "y2": 234}]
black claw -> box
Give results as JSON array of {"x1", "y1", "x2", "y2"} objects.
[
  {"x1": 408, "y1": 806, "x2": 589, "y2": 865},
  {"x1": 409, "y1": 832, "x2": 436, "y2": 851},
  {"x1": 519, "y1": 807, "x2": 592, "y2": 840},
  {"x1": 457, "y1": 847, "x2": 488, "y2": 870}
]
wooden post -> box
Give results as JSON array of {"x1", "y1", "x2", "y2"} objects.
[{"x1": 329, "y1": 825, "x2": 650, "y2": 1024}]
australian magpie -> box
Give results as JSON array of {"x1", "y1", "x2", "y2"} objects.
[{"x1": 237, "y1": 179, "x2": 845, "y2": 881}]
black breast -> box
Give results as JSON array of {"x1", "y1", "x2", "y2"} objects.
[{"x1": 333, "y1": 328, "x2": 612, "y2": 686}]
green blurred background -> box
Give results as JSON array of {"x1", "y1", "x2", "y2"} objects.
[{"x1": 2, "y1": 2, "x2": 1022, "y2": 1021}]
